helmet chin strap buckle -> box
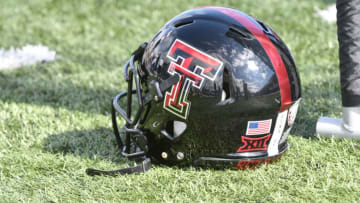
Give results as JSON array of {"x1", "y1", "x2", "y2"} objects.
[{"x1": 316, "y1": 107, "x2": 360, "y2": 139}]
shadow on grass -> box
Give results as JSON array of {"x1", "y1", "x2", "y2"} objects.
[
  {"x1": 291, "y1": 74, "x2": 341, "y2": 139},
  {"x1": 43, "y1": 128, "x2": 294, "y2": 172},
  {"x1": 0, "y1": 65, "x2": 123, "y2": 115},
  {"x1": 43, "y1": 128, "x2": 125, "y2": 163},
  {"x1": 42, "y1": 127, "x2": 271, "y2": 172}
]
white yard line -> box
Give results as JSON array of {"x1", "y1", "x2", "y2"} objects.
[{"x1": 0, "y1": 44, "x2": 56, "y2": 70}]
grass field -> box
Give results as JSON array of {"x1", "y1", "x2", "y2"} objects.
[{"x1": 1, "y1": 0, "x2": 360, "y2": 202}]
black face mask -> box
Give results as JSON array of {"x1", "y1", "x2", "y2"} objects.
[{"x1": 87, "y1": 43, "x2": 153, "y2": 176}]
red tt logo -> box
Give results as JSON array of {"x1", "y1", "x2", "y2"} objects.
[
  {"x1": 163, "y1": 39, "x2": 223, "y2": 119},
  {"x1": 237, "y1": 134, "x2": 271, "y2": 153}
]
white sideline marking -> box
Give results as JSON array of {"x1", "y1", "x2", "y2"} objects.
[
  {"x1": 315, "y1": 4, "x2": 337, "y2": 24},
  {"x1": 0, "y1": 44, "x2": 56, "y2": 70}
]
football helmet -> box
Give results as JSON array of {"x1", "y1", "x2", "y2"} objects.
[{"x1": 87, "y1": 6, "x2": 301, "y2": 176}]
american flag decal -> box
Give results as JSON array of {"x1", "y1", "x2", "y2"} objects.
[{"x1": 246, "y1": 119, "x2": 272, "y2": 135}]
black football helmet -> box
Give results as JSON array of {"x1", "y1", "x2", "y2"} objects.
[{"x1": 87, "y1": 6, "x2": 301, "y2": 176}]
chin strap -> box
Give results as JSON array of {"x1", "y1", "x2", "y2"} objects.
[{"x1": 86, "y1": 158, "x2": 151, "y2": 176}]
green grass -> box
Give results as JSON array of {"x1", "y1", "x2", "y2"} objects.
[{"x1": 2, "y1": 0, "x2": 360, "y2": 202}]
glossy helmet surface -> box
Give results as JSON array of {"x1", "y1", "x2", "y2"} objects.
[{"x1": 112, "y1": 6, "x2": 301, "y2": 170}]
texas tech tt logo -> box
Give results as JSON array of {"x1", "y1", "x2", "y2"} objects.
[{"x1": 163, "y1": 39, "x2": 223, "y2": 119}]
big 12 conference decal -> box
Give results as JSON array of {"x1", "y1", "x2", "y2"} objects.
[
  {"x1": 236, "y1": 134, "x2": 272, "y2": 153},
  {"x1": 163, "y1": 39, "x2": 223, "y2": 119}
]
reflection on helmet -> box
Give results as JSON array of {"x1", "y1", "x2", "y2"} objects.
[{"x1": 112, "y1": 6, "x2": 301, "y2": 170}]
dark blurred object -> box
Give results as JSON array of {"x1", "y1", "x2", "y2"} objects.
[
  {"x1": 337, "y1": 0, "x2": 360, "y2": 106},
  {"x1": 317, "y1": 0, "x2": 360, "y2": 138}
]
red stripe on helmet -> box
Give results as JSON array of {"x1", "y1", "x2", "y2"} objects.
[{"x1": 210, "y1": 7, "x2": 292, "y2": 111}]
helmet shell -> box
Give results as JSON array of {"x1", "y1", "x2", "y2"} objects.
[{"x1": 136, "y1": 7, "x2": 301, "y2": 167}]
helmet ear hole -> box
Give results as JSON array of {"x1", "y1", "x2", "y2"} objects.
[
  {"x1": 173, "y1": 121, "x2": 187, "y2": 137},
  {"x1": 165, "y1": 120, "x2": 187, "y2": 139},
  {"x1": 221, "y1": 69, "x2": 231, "y2": 101}
]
